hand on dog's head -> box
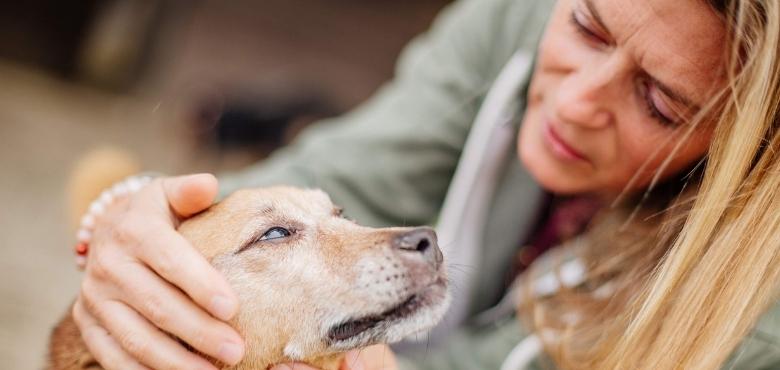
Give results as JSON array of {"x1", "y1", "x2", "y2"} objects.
[{"x1": 181, "y1": 187, "x2": 450, "y2": 369}]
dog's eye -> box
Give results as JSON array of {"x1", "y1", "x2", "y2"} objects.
[{"x1": 259, "y1": 227, "x2": 291, "y2": 241}]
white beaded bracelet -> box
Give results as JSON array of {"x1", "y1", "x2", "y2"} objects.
[{"x1": 74, "y1": 174, "x2": 155, "y2": 269}]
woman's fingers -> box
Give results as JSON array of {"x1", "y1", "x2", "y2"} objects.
[
  {"x1": 162, "y1": 174, "x2": 219, "y2": 217},
  {"x1": 78, "y1": 173, "x2": 244, "y2": 368},
  {"x1": 72, "y1": 299, "x2": 151, "y2": 370},
  {"x1": 107, "y1": 179, "x2": 239, "y2": 322},
  {"x1": 342, "y1": 351, "x2": 367, "y2": 370},
  {"x1": 90, "y1": 298, "x2": 219, "y2": 370},
  {"x1": 114, "y1": 260, "x2": 244, "y2": 364},
  {"x1": 129, "y1": 220, "x2": 239, "y2": 321},
  {"x1": 269, "y1": 344, "x2": 397, "y2": 370},
  {"x1": 345, "y1": 345, "x2": 397, "y2": 370}
]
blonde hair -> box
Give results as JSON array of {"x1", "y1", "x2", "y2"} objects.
[{"x1": 523, "y1": 1, "x2": 780, "y2": 369}]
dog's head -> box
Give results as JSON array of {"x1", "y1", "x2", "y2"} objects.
[{"x1": 178, "y1": 186, "x2": 450, "y2": 368}]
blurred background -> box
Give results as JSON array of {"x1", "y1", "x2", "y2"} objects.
[{"x1": 0, "y1": 0, "x2": 449, "y2": 367}]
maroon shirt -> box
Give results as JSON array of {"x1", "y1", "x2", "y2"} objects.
[{"x1": 509, "y1": 194, "x2": 602, "y2": 279}]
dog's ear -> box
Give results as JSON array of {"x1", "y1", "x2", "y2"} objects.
[{"x1": 67, "y1": 147, "x2": 141, "y2": 230}]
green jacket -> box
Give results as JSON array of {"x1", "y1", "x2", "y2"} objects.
[{"x1": 219, "y1": 0, "x2": 780, "y2": 368}]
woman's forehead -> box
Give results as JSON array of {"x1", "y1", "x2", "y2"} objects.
[{"x1": 590, "y1": 0, "x2": 727, "y2": 105}]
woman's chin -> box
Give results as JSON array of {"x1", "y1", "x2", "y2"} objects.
[
  {"x1": 533, "y1": 173, "x2": 591, "y2": 195},
  {"x1": 519, "y1": 142, "x2": 595, "y2": 195}
]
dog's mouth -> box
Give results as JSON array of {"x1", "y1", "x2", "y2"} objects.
[{"x1": 326, "y1": 277, "x2": 447, "y2": 343}]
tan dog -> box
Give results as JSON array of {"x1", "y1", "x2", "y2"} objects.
[{"x1": 49, "y1": 186, "x2": 450, "y2": 369}]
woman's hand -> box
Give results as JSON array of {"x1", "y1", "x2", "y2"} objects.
[
  {"x1": 72, "y1": 174, "x2": 245, "y2": 370},
  {"x1": 270, "y1": 345, "x2": 399, "y2": 370}
]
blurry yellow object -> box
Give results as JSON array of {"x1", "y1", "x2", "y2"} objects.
[{"x1": 67, "y1": 147, "x2": 141, "y2": 230}]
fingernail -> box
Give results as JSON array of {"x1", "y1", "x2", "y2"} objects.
[
  {"x1": 210, "y1": 295, "x2": 236, "y2": 320},
  {"x1": 270, "y1": 365, "x2": 292, "y2": 370},
  {"x1": 218, "y1": 341, "x2": 244, "y2": 365}
]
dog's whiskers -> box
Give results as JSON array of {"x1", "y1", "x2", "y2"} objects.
[
  {"x1": 424, "y1": 331, "x2": 432, "y2": 363},
  {"x1": 446, "y1": 263, "x2": 477, "y2": 271}
]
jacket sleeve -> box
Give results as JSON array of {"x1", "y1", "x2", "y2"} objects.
[{"x1": 217, "y1": 0, "x2": 529, "y2": 228}]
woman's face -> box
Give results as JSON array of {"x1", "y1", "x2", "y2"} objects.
[{"x1": 519, "y1": 0, "x2": 726, "y2": 195}]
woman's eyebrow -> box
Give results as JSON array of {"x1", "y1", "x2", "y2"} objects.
[
  {"x1": 584, "y1": 0, "x2": 610, "y2": 34},
  {"x1": 584, "y1": 0, "x2": 699, "y2": 111}
]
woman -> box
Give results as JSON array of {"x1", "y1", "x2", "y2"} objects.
[{"x1": 72, "y1": 0, "x2": 780, "y2": 369}]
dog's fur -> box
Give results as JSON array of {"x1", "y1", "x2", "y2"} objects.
[{"x1": 49, "y1": 156, "x2": 450, "y2": 370}]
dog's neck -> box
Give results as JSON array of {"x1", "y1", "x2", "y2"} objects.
[
  {"x1": 225, "y1": 352, "x2": 344, "y2": 370},
  {"x1": 207, "y1": 329, "x2": 345, "y2": 370},
  {"x1": 220, "y1": 299, "x2": 345, "y2": 370}
]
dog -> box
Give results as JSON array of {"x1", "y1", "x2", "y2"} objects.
[{"x1": 49, "y1": 154, "x2": 450, "y2": 370}]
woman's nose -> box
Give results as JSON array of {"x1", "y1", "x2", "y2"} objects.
[{"x1": 554, "y1": 67, "x2": 614, "y2": 129}]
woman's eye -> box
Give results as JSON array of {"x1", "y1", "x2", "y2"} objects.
[
  {"x1": 259, "y1": 227, "x2": 291, "y2": 241},
  {"x1": 638, "y1": 80, "x2": 679, "y2": 127},
  {"x1": 569, "y1": 11, "x2": 607, "y2": 46}
]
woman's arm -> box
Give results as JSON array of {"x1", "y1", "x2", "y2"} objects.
[
  {"x1": 74, "y1": 0, "x2": 546, "y2": 367},
  {"x1": 216, "y1": 0, "x2": 534, "y2": 228}
]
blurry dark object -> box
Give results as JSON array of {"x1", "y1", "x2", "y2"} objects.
[
  {"x1": 194, "y1": 88, "x2": 340, "y2": 153},
  {"x1": 0, "y1": 0, "x2": 164, "y2": 89},
  {"x1": 76, "y1": 0, "x2": 164, "y2": 89},
  {"x1": 0, "y1": 1, "x2": 100, "y2": 76}
]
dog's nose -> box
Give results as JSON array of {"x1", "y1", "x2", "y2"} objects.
[{"x1": 393, "y1": 227, "x2": 443, "y2": 269}]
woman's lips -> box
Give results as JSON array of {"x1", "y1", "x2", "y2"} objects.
[{"x1": 543, "y1": 120, "x2": 589, "y2": 162}]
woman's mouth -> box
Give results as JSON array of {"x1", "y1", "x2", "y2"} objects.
[{"x1": 543, "y1": 120, "x2": 589, "y2": 162}]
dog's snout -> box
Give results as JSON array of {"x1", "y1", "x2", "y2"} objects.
[
  {"x1": 393, "y1": 228, "x2": 443, "y2": 269},
  {"x1": 395, "y1": 228, "x2": 435, "y2": 252}
]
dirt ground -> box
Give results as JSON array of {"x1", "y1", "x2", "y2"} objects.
[{"x1": 0, "y1": 1, "x2": 446, "y2": 368}]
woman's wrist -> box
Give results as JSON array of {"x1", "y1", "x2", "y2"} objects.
[{"x1": 74, "y1": 174, "x2": 158, "y2": 269}]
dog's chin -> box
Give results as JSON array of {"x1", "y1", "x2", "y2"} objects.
[{"x1": 325, "y1": 276, "x2": 450, "y2": 351}]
